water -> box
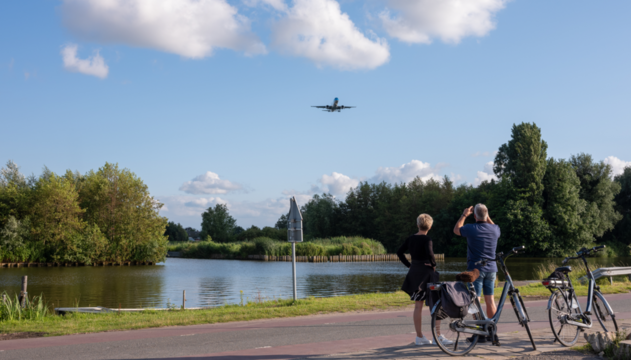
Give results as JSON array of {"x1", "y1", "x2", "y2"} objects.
[{"x1": 1, "y1": 256, "x2": 628, "y2": 309}]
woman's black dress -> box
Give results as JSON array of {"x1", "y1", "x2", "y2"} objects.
[{"x1": 397, "y1": 234, "x2": 437, "y2": 302}]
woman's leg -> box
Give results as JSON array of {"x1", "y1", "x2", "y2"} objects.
[{"x1": 413, "y1": 301, "x2": 424, "y2": 338}]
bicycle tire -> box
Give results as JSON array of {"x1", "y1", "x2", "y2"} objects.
[
  {"x1": 593, "y1": 291, "x2": 618, "y2": 333},
  {"x1": 512, "y1": 293, "x2": 536, "y2": 350},
  {"x1": 431, "y1": 300, "x2": 479, "y2": 356},
  {"x1": 548, "y1": 290, "x2": 580, "y2": 347}
]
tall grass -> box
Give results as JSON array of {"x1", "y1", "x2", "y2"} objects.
[
  {"x1": 167, "y1": 236, "x2": 386, "y2": 259},
  {"x1": 534, "y1": 262, "x2": 630, "y2": 285},
  {"x1": 0, "y1": 292, "x2": 49, "y2": 321}
]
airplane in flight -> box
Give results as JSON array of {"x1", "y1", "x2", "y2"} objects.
[{"x1": 311, "y1": 98, "x2": 356, "y2": 112}]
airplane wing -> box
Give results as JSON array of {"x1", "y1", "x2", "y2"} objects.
[
  {"x1": 311, "y1": 106, "x2": 329, "y2": 108},
  {"x1": 339, "y1": 106, "x2": 356, "y2": 109}
]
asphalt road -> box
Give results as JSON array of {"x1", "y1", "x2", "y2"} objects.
[{"x1": 2, "y1": 292, "x2": 630, "y2": 360}]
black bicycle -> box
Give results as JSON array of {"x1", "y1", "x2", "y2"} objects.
[
  {"x1": 544, "y1": 245, "x2": 618, "y2": 347},
  {"x1": 429, "y1": 246, "x2": 536, "y2": 356}
]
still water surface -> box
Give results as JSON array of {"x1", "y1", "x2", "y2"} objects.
[{"x1": 1, "y1": 257, "x2": 628, "y2": 308}]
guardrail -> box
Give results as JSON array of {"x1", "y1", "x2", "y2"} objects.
[{"x1": 589, "y1": 267, "x2": 631, "y2": 285}]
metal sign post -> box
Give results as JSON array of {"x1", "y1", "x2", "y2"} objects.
[{"x1": 287, "y1": 197, "x2": 303, "y2": 301}]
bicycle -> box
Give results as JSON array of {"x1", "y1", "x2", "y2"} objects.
[
  {"x1": 428, "y1": 246, "x2": 536, "y2": 356},
  {"x1": 544, "y1": 245, "x2": 618, "y2": 347}
]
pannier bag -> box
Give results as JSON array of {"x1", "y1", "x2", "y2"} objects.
[
  {"x1": 440, "y1": 282, "x2": 475, "y2": 319},
  {"x1": 542, "y1": 270, "x2": 569, "y2": 287}
]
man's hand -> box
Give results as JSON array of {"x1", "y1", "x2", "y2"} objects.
[{"x1": 454, "y1": 206, "x2": 473, "y2": 236}]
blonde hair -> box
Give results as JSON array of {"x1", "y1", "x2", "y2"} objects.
[
  {"x1": 417, "y1": 214, "x2": 433, "y2": 231},
  {"x1": 474, "y1": 203, "x2": 488, "y2": 221}
]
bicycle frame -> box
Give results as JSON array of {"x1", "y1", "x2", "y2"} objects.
[{"x1": 431, "y1": 254, "x2": 524, "y2": 336}]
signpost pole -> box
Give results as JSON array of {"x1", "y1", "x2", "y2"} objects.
[
  {"x1": 287, "y1": 197, "x2": 303, "y2": 302},
  {"x1": 292, "y1": 242, "x2": 297, "y2": 301}
]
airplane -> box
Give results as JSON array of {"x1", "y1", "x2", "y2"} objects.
[{"x1": 311, "y1": 98, "x2": 356, "y2": 112}]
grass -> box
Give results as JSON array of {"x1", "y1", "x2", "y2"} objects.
[
  {"x1": 2, "y1": 277, "x2": 630, "y2": 338},
  {"x1": 0, "y1": 291, "x2": 410, "y2": 337},
  {"x1": 1, "y1": 292, "x2": 49, "y2": 321},
  {"x1": 167, "y1": 236, "x2": 386, "y2": 259}
]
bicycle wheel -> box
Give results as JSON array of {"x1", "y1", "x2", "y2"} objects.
[
  {"x1": 593, "y1": 291, "x2": 618, "y2": 333},
  {"x1": 431, "y1": 300, "x2": 479, "y2": 356},
  {"x1": 548, "y1": 290, "x2": 580, "y2": 346},
  {"x1": 511, "y1": 293, "x2": 536, "y2": 350}
]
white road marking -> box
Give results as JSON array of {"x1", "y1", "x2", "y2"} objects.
[{"x1": 255, "y1": 346, "x2": 272, "y2": 349}]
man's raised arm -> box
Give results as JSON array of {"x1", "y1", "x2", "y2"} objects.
[{"x1": 454, "y1": 206, "x2": 473, "y2": 236}]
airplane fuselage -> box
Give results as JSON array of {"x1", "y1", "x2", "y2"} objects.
[{"x1": 311, "y1": 97, "x2": 355, "y2": 112}]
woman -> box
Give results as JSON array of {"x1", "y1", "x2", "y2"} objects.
[{"x1": 397, "y1": 213, "x2": 451, "y2": 346}]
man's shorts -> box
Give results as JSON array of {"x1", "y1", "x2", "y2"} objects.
[{"x1": 473, "y1": 271, "x2": 496, "y2": 297}]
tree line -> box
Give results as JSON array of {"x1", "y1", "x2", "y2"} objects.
[
  {"x1": 287, "y1": 123, "x2": 630, "y2": 257},
  {"x1": 0, "y1": 162, "x2": 168, "y2": 263}
]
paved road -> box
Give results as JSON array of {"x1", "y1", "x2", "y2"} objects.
[{"x1": 2, "y1": 292, "x2": 630, "y2": 360}]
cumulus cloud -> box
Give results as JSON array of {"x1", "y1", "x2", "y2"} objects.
[
  {"x1": 319, "y1": 172, "x2": 360, "y2": 196},
  {"x1": 61, "y1": 0, "x2": 266, "y2": 58},
  {"x1": 179, "y1": 172, "x2": 245, "y2": 195},
  {"x1": 244, "y1": 0, "x2": 287, "y2": 11},
  {"x1": 272, "y1": 0, "x2": 390, "y2": 70},
  {"x1": 371, "y1": 160, "x2": 444, "y2": 184},
  {"x1": 380, "y1": 0, "x2": 507, "y2": 44},
  {"x1": 474, "y1": 161, "x2": 497, "y2": 186},
  {"x1": 604, "y1": 156, "x2": 631, "y2": 177},
  {"x1": 61, "y1": 44, "x2": 109, "y2": 79}
]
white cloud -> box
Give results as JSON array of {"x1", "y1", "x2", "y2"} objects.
[
  {"x1": 61, "y1": 0, "x2": 266, "y2": 59},
  {"x1": 61, "y1": 44, "x2": 109, "y2": 79},
  {"x1": 272, "y1": 0, "x2": 390, "y2": 70},
  {"x1": 179, "y1": 171, "x2": 245, "y2": 195},
  {"x1": 371, "y1": 160, "x2": 444, "y2": 184},
  {"x1": 604, "y1": 156, "x2": 631, "y2": 177},
  {"x1": 380, "y1": 0, "x2": 507, "y2": 44},
  {"x1": 474, "y1": 161, "x2": 497, "y2": 186},
  {"x1": 319, "y1": 172, "x2": 360, "y2": 196}
]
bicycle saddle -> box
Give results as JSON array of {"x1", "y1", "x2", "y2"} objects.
[
  {"x1": 555, "y1": 266, "x2": 572, "y2": 273},
  {"x1": 456, "y1": 268, "x2": 480, "y2": 282}
]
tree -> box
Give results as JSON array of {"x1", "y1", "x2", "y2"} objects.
[
  {"x1": 200, "y1": 203, "x2": 236, "y2": 242},
  {"x1": 275, "y1": 213, "x2": 288, "y2": 229},
  {"x1": 30, "y1": 173, "x2": 86, "y2": 261},
  {"x1": 165, "y1": 221, "x2": 188, "y2": 242},
  {"x1": 494, "y1": 123, "x2": 548, "y2": 205},
  {"x1": 301, "y1": 193, "x2": 341, "y2": 239},
  {"x1": 569, "y1": 153, "x2": 622, "y2": 238},
  {"x1": 79, "y1": 163, "x2": 168, "y2": 262},
  {"x1": 603, "y1": 166, "x2": 631, "y2": 247},
  {"x1": 0, "y1": 160, "x2": 32, "y2": 229}
]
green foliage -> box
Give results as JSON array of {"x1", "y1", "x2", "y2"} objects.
[
  {"x1": 234, "y1": 225, "x2": 287, "y2": 242},
  {"x1": 165, "y1": 221, "x2": 188, "y2": 242},
  {"x1": 603, "y1": 166, "x2": 631, "y2": 248},
  {"x1": 0, "y1": 161, "x2": 168, "y2": 263},
  {"x1": 200, "y1": 204, "x2": 236, "y2": 242},
  {"x1": 169, "y1": 236, "x2": 384, "y2": 259},
  {"x1": 0, "y1": 292, "x2": 49, "y2": 321}
]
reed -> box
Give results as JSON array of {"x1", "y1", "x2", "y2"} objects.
[{"x1": 0, "y1": 292, "x2": 49, "y2": 321}]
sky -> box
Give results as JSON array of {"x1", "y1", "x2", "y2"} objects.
[{"x1": 1, "y1": 0, "x2": 630, "y2": 230}]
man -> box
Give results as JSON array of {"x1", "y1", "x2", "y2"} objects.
[{"x1": 453, "y1": 203, "x2": 500, "y2": 342}]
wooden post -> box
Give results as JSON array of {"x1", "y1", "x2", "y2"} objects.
[
  {"x1": 183, "y1": 290, "x2": 186, "y2": 309},
  {"x1": 19, "y1": 276, "x2": 28, "y2": 308}
]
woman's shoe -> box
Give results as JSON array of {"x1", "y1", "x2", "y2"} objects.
[
  {"x1": 435, "y1": 334, "x2": 454, "y2": 345},
  {"x1": 415, "y1": 336, "x2": 433, "y2": 345}
]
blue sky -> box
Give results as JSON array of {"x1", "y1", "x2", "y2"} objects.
[{"x1": 1, "y1": 0, "x2": 630, "y2": 229}]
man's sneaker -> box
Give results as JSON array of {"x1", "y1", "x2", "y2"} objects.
[
  {"x1": 435, "y1": 334, "x2": 454, "y2": 345},
  {"x1": 415, "y1": 336, "x2": 432, "y2": 346},
  {"x1": 466, "y1": 335, "x2": 491, "y2": 343}
]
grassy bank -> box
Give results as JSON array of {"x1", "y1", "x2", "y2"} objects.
[
  {"x1": 167, "y1": 236, "x2": 386, "y2": 259},
  {"x1": 0, "y1": 291, "x2": 409, "y2": 337},
  {"x1": 2, "y1": 279, "x2": 631, "y2": 337}
]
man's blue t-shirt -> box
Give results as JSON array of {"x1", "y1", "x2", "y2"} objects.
[{"x1": 460, "y1": 222, "x2": 500, "y2": 272}]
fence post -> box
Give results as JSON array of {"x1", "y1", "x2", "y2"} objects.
[
  {"x1": 19, "y1": 276, "x2": 28, "y2": 308},
  {"x1": 183, "y1": 290, "x2": 186, "y2": 309}
]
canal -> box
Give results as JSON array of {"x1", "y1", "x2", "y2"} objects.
[{"x1": 1, "y1": 257, "x2": 629, "y2": 309}]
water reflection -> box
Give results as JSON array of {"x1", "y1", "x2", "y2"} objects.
[{"x1": 0, "y1": 257, "x2": 628, "y2": 308}]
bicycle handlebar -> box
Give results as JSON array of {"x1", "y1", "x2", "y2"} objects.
[
  {"x1": 562, "y1": 245, "x2": 606, "y2": 264},
  {"x1": 474, "y1": 245, "x2": 526, "y2": 266}
]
